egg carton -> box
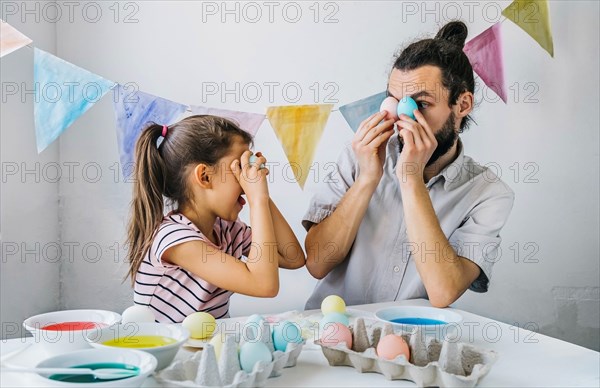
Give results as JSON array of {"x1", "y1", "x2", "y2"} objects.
[
  {"x1": 156, "y1": 321, "x2": 304, "y2": 387},
  {"x1": 315, "y1": 318, "x2": 497, "y2": 388}
]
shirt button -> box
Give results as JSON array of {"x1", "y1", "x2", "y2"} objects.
[{"x1": 393, "y1": 265, "x2": 400, "y2": 273}]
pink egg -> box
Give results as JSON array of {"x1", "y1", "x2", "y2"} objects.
[
  {"x1": 376, "y1": 334, "x2": 410, "y2": 361},
  {"x1": 320, "y1": 322, "x2": 353, "y2": 349},
  {"x1": 380, "y1": 96, "x2": 399, "y2": 121}
]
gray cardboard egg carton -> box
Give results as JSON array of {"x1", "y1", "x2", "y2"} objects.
[
  {"x1": 157, "y1": 320, "x2": 304, "y2": 387},
  {"x1": 315, "y1": 318, "x2": 497, "y2": 388}
]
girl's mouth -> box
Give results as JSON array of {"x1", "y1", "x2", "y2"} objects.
[{"x1": 237, "y1": 195, "x2": 246, "y2": 206}]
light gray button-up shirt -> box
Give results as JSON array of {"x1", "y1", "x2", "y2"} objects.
[{"x1": 303, "y1": 136, "x2": 515, "y2": 309}]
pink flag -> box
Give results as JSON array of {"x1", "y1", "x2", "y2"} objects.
[
  {"x1": 190, "y1": 106, "x2": 265, "y2": 137},
  {"x1": 0, "y1": 19, "x2": 32, "y2": 58},
  {"x1": 464, "y1": 23, "x2": 507, "y2": 103}
]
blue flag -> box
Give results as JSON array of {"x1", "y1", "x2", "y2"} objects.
[
  {"x1": 34, "y1": 48, "x2": 115, "y2": 152},
  {"x1": 113, "y1": 84, "x2": 188, "y2": 177},
  {"x1": 339, "y1": 91, "x2": 387, "y2": 132}
]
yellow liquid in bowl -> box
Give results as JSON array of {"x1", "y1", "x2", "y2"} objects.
[{"x1": 102, "y1": 335, "x2": 177, "y2": 348}]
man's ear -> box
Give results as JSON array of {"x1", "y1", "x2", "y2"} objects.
[
  {"x1": 456, "y1": 91, "x2": 474, "y2": 118},
  {"x1": 192, "y1": 164, "x2": 212, "y2": 189}
]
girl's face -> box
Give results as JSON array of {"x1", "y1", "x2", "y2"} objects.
[{"x1": 208, "y1": 136, "x2": 251, "y2": 221}]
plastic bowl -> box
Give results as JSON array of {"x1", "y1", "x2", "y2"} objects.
[
  {"x1": 374, "y1": 306, "x2": 463, "y2": 340},
  {"x1": 23, "y1": 309, "x2": 121, "y2": 352},
  {"x1": 86, "y1": 323, "x2": 189, "y2": 370},
  {"x1": 35, "y1": 348, "x2": 156, "y2": 387}
]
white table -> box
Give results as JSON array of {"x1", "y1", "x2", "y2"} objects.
[{"x1": 2, "y1": 299, "x2": 598, "y2": 387}]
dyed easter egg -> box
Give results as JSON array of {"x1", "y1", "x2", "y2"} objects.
[
  {"x1": 272, "y1": 320, "x2": 303, "y2": 352},
  {"x1": 380, "y1": 96, "x2": 399, "y2": 121},
  {"x1": 243, "y1": 314, "x2": 266, "y2": 341},
  {"x1": 320, "y1": 312, "x2": 349, "y2": 328},
  {"x1": 239, "y1": 341, "x2": 272, "y2": 373},
  {"x1": 209, "y1": 332, "x2": 227, "y2": 359},
  {"x1": 182, "y1": 312, "x2": 216, "y2": 339},
  {"x1": 321, "y1": 295, "x2": 346, "y2": 315},
  {"x1": 320, "y1": 322, "x2": 353, "y2": 349},
  {"x1": 121, "y1": 305, "x2": 155, "y2": 324},
  {"x1": 376, "y1": 334, "x2": 410, "y2": 361},
  {"x1": 397, "y1": 96, "x2": 418, "y2": 120}
]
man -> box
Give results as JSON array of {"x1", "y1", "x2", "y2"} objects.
[{"x1": 303, "y1": 21, "x2": 515, "y2": 309}]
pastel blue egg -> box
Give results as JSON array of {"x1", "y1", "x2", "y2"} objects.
[
  {"x1": 272, "y1": 320, "x2": 303, "y2": 352},
  {"x1": 239, "y1": 341, "x2": 272, "y2": 373},
  {"x1": 320, "y1": 312, "x2": 350, "y2": 328},
  {"x1": 397, "y1": 96, "x2": 418, "y2": 120},
  {"x1": 243, "y1": 314, "x2": 266, "y2": 341}
]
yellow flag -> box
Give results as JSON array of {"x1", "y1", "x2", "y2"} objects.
[
  {"x1": 502, "y1": 0, "x2": 554, "y2": 57},
  {"x1": 266, "y1": 104, "x2": 333, "y2": 189}
]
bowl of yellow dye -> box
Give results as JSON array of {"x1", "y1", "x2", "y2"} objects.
[{"x1": 85, "y1": 323, "x2": 189, "y2": 370}]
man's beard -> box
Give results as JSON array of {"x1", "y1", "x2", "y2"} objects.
[{"x1": 398, "y1": 111, "x2": 458, "y2": 167}]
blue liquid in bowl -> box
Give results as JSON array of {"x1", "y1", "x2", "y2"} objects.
[
  {"x1": 390, "y1": 318, "x2": 447, "y2": 325},
  {"x1": 48, "y1": 363, "x2": 139, "y2": 383}
]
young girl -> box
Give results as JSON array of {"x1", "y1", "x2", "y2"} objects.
[{"x1": 126, "y1": 115, "x2": 305, "y2": 323}]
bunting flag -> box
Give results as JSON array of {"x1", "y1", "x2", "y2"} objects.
[
  {"x1": 266, "y1": 104, "x2": 333, "y2": 189},
  {"x1": 339, "y1": 91, "x2": 387, "y2": 132},
  {"x1": 502, "y1": 0, "x2": 554, "y2": 57},
  {"x1": 464, "y1": 23, "x2": 507, "y2": 103},
  {"x1": 34, "y1": 48, "x2": 115, "y2": 153},
  {"x1": 189, "y1": 106, "x2": 265, "y2": 137},
  {"x1": 0, "y1": 19, "x2": 32, "y2": 57},
  {"x1": 113, "y1": 84, "x2": 188, "y2": 176}
]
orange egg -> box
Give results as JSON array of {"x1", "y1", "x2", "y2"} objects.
[
  {"x1": 320, "y1": 322, "x2": 353, "y2": 349},
  {"x1": 376, "y1": 334, "x2": 410, "y2": 361}
]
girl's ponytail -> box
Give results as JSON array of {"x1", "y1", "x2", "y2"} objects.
[{"x1": 126, "y1": 123, "x2": 168, "y2": 284}]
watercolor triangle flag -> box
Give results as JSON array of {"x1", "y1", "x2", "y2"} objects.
[
  {"x1": 339, "y1": 91, "x2": 387, "y2": 132},
  {"x1": 34, "y1": 48, "x2": 115, "y2": 153},
  {"x1": 464, "y1": 23, "x2": 507, "y2": 103},
  {"x1": 266, "y1": 104, "x2": 333, "y2": 189},
  {"x1": 189, "y1": 106, "x2": 265, "y2": 137},
  {"x1": 502, "y1": 0, "x2": 554, "y2": 57},
  {"x1": 113, "y1": 84, "x2": 188, "y2": 176},
  {"x1": 0, "y1": 19, "x2": 32, "y2": 57}
]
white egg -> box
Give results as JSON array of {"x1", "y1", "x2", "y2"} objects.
[{"x1": 121, "y1": 305, "x2": 155, "y2": 324}]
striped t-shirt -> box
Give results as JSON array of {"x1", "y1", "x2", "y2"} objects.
[{"x1": 133, "y1": 212, "x2": 252, "y2": 323}]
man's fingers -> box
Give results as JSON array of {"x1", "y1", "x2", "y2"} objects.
[
  {"x1": 361, "y1": 119, "x2": 395, "y2": 145},
  {"x1": 356, "y1": 112, "x2": 387, "y2": 142}
]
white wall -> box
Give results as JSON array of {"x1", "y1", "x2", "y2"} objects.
[
  {"x1": 0, "y1": 14, "x2": 60, "y2": 338},
  {"x1": 1, "y1": 1, "x2": 598, "y2": 350}
]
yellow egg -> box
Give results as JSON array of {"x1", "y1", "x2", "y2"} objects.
[
  {"x1": 209, "y1": 332, "x2": 226, "y2": 359},
  {"x1": 182, "y1": 312, "x2": 216, "y2": 339},
  {"x1": 321, "y1": 295, "x2": 346, "y2": 315}
]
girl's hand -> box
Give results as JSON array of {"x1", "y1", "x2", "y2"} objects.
[
  {"x1": 231, "y1": 151, "x2": 270, "y2": 205},
  {"x1": 395, "y1": 110, "x2": 437, "y2": 184}
]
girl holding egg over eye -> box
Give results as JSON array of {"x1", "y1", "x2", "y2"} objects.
[{"x1": 126, "y1": 115, "x2": 305, "y2": 323}]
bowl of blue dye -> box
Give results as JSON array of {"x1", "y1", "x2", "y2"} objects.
[
  {"x1": 375, "y1": 306, "x2": 463, "y2": 340},
  {"x1": 35, "y1": 348, "x2": 157, "y2": 387}
]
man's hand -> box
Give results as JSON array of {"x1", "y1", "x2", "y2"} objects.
[
  {"x1": 352, "y1": 112, "x2": 395, "y2": 186},
  {"x1": 395, "y1": 109, "x2": 437, "y2": 184}
]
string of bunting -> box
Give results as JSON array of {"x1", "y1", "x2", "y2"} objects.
[{"x1": 0, "y1": 0, "x2": 554, "y2": 189}]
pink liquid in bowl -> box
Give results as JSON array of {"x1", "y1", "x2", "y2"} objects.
[{"x1": 41, "y1": 322, "x2": 108, "y2": 331}]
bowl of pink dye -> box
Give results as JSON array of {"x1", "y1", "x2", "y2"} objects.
[{"x1": 23, "y1": 309, "x2": 121, "y2": 352}]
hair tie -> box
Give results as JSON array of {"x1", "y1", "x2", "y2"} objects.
[{"x1": 156, "y1": 125, "x2": 168, "y2": 149}]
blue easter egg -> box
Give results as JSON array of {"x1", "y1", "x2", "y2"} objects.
[
  {"x1": 320, "y1": 312, "x2": 350, "y2": 328},
  {"x1": 272, "y1": 320, "x2": 303, "y2": 352},
  {"x1": 239, "y1": 341, "x2": 272, "y2": 373},
  {"x1": 397, "y1": 96, "x2": 418, "y2": 120},
  {"x1": 243, "y1": 314, "x2": 266, "y2": 342}
]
